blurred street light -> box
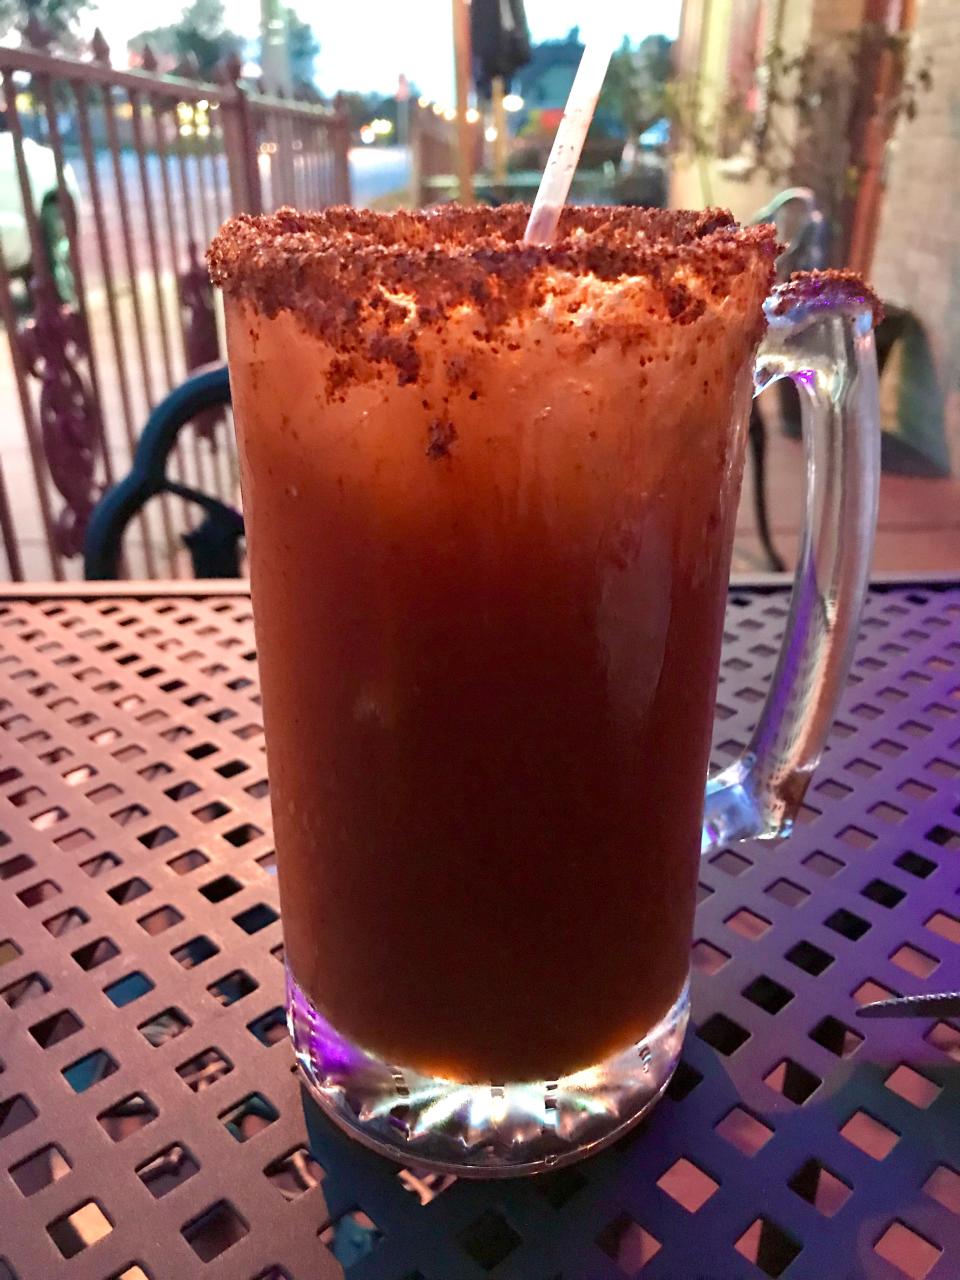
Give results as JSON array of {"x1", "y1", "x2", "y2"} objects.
[
  {"x1": 502, "y1": 93, "x2": 524, "y2": 112},
  {"x1": 360, "y1": 119, "x2": 394, "y2": 145}
]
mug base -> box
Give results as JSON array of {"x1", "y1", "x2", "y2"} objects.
[{"x1": 287, "y1": 969, "x2": 689, "y2": 1177}]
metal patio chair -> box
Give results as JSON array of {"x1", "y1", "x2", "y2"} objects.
[
  {"x1": 84, "y1": 363, "x2": 241, "y2": 580},
  {"x1": 747, "y1": 188, "x2": 829, "y2": 573}
]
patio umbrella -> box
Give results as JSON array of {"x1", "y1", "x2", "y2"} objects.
[{"x1": 470, "y1": 0, "x2": 531, "y2": 98}]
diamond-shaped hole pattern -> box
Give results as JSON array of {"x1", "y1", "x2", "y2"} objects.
[
  {"x1": 200, "y1": 875, "x2": 241, "y2": 903},
  {"x1": 2, "y1": 972, "x2": 50, "y2": 1007},
  {"x1": 734, "y1": 1218, "x2": 802, "y2": 1277},
  {"x1": 596, "y1": 1213, "x2": 661, "y2": 1275},
  {"x1": 138, "y1": 1007, "x2": 191, "y2": 1047},
  {"x1": 172, "y1": 936, "x2": 219, "y2": 969},
  {"x1": 743, "y1": 975, "x2": 794, "y2": 1014},
  {"x1": 712, "y1": 850, "x2": 752, "y2": 877},
  {"x1": 320, "y1": 1208, "x2": 384, "y2": 1268},
  {"x1": 0, "y1": 1093, "x2": 37, "y2": 1139},
  {"x1": 9, "y1": 1144, "x2": 71, "y2": 1197},
  {"x1": 862, "y1": 878, "x2": 905, "y2": 908},
  {"x1": 137, "y1": 905, "x2": 183, "y2": 935},
  {"x1": 788, "y1": 1160, "x2": 852, "y2": 1217},
  {"x1": 841, "y1": 1111, "x2": 900, "y2": 1160},
  {"x1": 926, "y1": 910, "x2": 960, "y2": 943},
  {"x1": 692, "y1": 939, "x2": 730, "y2": 975},
  {"x1": 47, "y1": 1201, "x2": 113, "y2": 1259},
  {"x1": 264, "y1": 1146, "x2": 324, "y2": 1201},
  {"x1": 176, "y1": 1048, "x2": 233, "y2": 1092},
  {"x1": 896, "y1": 850, "x2": 937, "y2": 878},
  {"x1": 923, "y1": 1165, "x2": 960, "y2": 1214},
  {"x1": 853, "y1": 978, "x2": 898, "y2": 1006},
  {"x1": 891, "y1": 944, "x2": 939, "y2": 978},
  {"x1": 766, "y1": 879, "x2": 810, "y2": 907},
  {"x1": 72, "y1": 936, "x2": 119, "y2": 970},
  {"x1": 220, "y1": 1092, "x2": 279, "y2": 1142},
  {"x1": 248, "y1": 1008, "x2": 287, "y2": 1047},
  {"x1": 786, "y1": 940, "x2": 834, "y2": 975},
  {"x1": 63, "y1": 1048, "x2": 118, "y2": 1093},
  {"x1": 697, "y1": 1013, "x2": 750, "y2": 1056},
  {"x1": 207, "y1": 969, "x2": 257, "y2": 1007},
  {"x1": 29, "y1": 1009, "x2": 82, "y2": 1048},
  {"x1": 97, "y1": 1093, "x2": 158, "y2": 1142},
  {"x1": 825, "y1": 908, "x2": 871, "y2": 940},
  {"x1": 0, "y1": 587, "x2": 957, "y2": 1280},
  {"x1": 715, "y1": 1107, "x2": 773, "y2": 1156},
  {"x1": 804, "y1": 851, "x2": 845, "y2": 878},
  {"x1": 764, "y1": 1059, "x2": 821, "y2": 1105},
  {"x1": 726, "y1": 908, "x2": 771, "y2": 940},
  {"x1": 457, "y1": 1210, "x2": 520, "y2": 1272},
  {"x1": 885, "y1": 1065, "x2": 941, "y2": 1109},
  {"x1": 181, "y1": 1200, "x2": 248, "y2": 1263},
  {"x1": 809, "y1": 1016, "x2": 863, "y2": 1058},
  {"x1": 874, "y1": 1222, "x2": 942, "y2": 1278},
  {"x1": 656, "y1": 1158, "x2": 718, "y2": 1212},
  {"x1": 136, "y1": 1144, "x2": 199, "y2": 1199},
  {"x1": 104, "y1": 971, "x2": 154, "y2": 1008}
]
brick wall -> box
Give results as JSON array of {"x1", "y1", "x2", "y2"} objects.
[{"x1": 870, "y1": 0, "x2": 960, "y2": 472}]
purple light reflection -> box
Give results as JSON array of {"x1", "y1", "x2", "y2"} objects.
[{"x1": 287, "y1": 972, "x2": 368, "y2": 1077}]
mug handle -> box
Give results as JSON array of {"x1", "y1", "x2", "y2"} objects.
[{"x1": 702, "y1": 273, "x2": 881, "y2": 853}]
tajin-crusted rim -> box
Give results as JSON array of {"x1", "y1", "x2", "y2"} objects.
[
  {"x1": 208, "y1": 204, "x2": 779, "y2": 327},
  {"x1": 770, "y1": 268, "x2": 884, "y2": 326}
]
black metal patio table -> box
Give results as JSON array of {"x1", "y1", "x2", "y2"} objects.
[{"x1": 0, "y1": 578, "x2": 957, "y2": 1280}]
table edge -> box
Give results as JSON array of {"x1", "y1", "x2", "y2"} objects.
[{"x1": 0, "y1": 570, "x2": 958, "y2": 601}]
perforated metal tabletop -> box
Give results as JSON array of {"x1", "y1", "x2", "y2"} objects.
[{"x1": 0, "y1": 580, "x2": 957, "y2": 1280}]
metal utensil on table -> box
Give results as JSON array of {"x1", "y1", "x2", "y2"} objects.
[{"x1": 856, "y1": 992, "x2": 960, "y2": 1020}]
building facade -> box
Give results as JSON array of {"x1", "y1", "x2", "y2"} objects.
[{"x1": 671, "y1": 0, "x2": 960, "y2": 470}]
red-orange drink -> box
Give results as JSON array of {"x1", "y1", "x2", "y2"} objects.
[{"x1": 210, "y1": 207, "x2": 776, "y2": 1087}]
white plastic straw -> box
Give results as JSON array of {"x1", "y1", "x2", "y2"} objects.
[{"x1": 523, "y1": 39, "x2": 613, "y2": 246}]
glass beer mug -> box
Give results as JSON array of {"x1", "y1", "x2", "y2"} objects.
[{"x1": 211, "y1": 206, "x2": 880, "y2": 1175}]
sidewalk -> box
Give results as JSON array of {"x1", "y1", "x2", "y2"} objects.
[{"x1": 735, "y1": 419, "x2": 960, "y2": 573}]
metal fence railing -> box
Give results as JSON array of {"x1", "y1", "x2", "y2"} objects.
[
  {"x1": 409, "y1": 99, "x2": 481, "y2": 206},
  {"x1": 0, "y1": 23, "x2": 351, "y2": 582}
]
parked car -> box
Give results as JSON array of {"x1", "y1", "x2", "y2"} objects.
[{"x1": 0, "y1": 126, "x2": 79, "y2": 302}]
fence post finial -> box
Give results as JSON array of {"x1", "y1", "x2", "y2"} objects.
[
  {"x1": 331, "y1": 93, "x2": 352, "y2": 206},
  {"x1": 91, "y1": 27, "x2": 112, "y2": 65},
  {"x1": 23, "y1": 16, "x2": 53, "y2": 50},
  {"x1": 224, "y1": 51, "x2": 244, "y2": 82},
  {"x1": 176, "y1": 52, "x2": 201, "y2": 80}
]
